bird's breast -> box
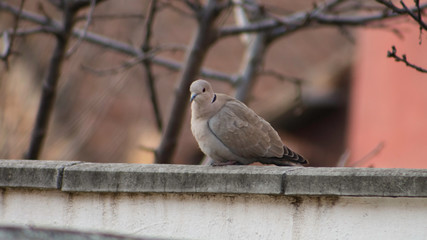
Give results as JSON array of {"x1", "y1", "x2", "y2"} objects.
[{"x1": 191, "y1": 117, "x2": 241, "y2": 163}]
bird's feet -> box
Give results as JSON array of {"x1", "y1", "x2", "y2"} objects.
[{"x1": 211, "y1": 160, "x2": 241, "y2": 166}]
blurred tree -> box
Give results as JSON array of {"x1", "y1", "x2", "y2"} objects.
[{"x1": 0, "y1": 0, "x2": 426, "y2": 165}]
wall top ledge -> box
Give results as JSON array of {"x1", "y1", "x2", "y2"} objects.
[{"x1": 1, "y1": 160, "x2": 426, "y2": 197}]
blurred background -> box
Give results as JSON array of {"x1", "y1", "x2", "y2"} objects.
[{"x1": 0, "y1": 0, "x2": 426, "y2": 168}]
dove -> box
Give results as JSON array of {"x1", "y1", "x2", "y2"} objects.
[{"x1": 190, "y1": 79, "x2": 307, "y2": 166}]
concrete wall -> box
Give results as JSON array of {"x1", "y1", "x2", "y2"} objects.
[{"x1": 0, "y1": 160, "x2": 426, "y2": 240}]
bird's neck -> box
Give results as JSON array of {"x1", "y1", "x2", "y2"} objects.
[{"x1": 191, "y1": 100, "x2": 221, "y2": 120}]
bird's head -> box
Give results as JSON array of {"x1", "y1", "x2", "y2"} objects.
[{"x1": 190, "y1": 79, "x2": 216, "y2": 104}]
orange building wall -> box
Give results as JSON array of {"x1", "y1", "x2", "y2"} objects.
[{"x1": 349, "y1": 25, "x2": 427, "y2": 168}]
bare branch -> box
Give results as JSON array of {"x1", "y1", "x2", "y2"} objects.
[
  {"x1": 25, "y1": 4, "x2": 78, "y2": 159},
  {"x1": 155, "y1": 0, "x2": 223, "y2": 164},
  {"x1": 36, "y1": 2, "x2": 54, "y2": 22},
  {"x1": 260, "y1": 69, "x2": 304, "y2": 103},
  {"x1": 81, "y1": 55, "x2": 146, "y2": 75},
  {"x1": 0, "y1": 0, "x2": 25, "y2": 69},
  {"x1": 414, "y1": 0, "x2": 423, "y2": 43},
  {"x1": 387, "y1": 45, "x2": 427, "y2": 73},
  {"x1": 260, "y1": 69, "x2": 303, "y2": 85},
  {"x1": 233, "y1": 0, "x2": 252, "y2": 45},
  {"x1": 2, "y1": 26, "x2": 49, "y2": 36},
  {"x1": 376, "y1": 0, "x2": 425, "y2": 25},
  {"x1": 0, "y1": 1, "x2": 236, "y2": 83},
  {"x1": 81, "y1": 44, "x2": 187, "y2": 76},
  {"x1": 336, "y1": 149, "x2": 350, "y2": 167},
  {"x1": 141, "y1": 0, "x2": 163, "y2": 132},
  {"x1": 0, "y1": 1, "x2": 62, "y2": 32},
  {"x1": 75, "y1": 13, "x2": 145, "y2": 22},
  {"x1": 349, "y1": 142, "x2": 385, "y2": 167},
  {"x1": 183, "y1": 0, "x2": 202, "y2": 12},
  {"x1": 375, "y1": 0, "x2": 409, "y2": 13},
  {"x1": 219, "y1": 1, "x2": 427, "y2": 39},
  {"x1": 233, "y1": 0, "x2": 269, "y2": 103},
  {"x1": 47, "y1": 0, "x2": 107, "y2": 12},
  {"x1": 65, "y1": 0, "x2": 96, "y2": 57},
  {"x1": 376, "y1": 0, "x2": 427, "y2": 31},
  {"x1": 400, "y1": 0, "x2": 425, "y2": 44},
  {"x1": 158, "y1": 0, "x2": 197, "y2": 19},
  {"x1": 138, "y1": 144, "x2": 156, "y2": 153}
]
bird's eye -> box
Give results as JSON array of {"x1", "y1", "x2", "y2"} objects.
[{"x1": 202, "y1": 88, "x2": 206, "y2": 92}]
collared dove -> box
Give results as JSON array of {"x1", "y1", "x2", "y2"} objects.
[{"x1": 190, "y1": 79, "x2": 307, "y2": 166}]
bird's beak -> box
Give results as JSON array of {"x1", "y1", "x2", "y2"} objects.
[{"x1": 190, "y1": 93, "x2": 198, "y2": 103}]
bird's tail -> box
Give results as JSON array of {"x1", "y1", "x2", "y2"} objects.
[{"x1": 260, "y1": 145, "x2": 308, "y2": 166}]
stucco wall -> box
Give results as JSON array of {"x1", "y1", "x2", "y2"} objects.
[
  {"x1": 0, "y1": 160, "x2": 426, "y2": 240},
  {"x1": 1, "y1": 189, "x2": 427, "y2": 239}
]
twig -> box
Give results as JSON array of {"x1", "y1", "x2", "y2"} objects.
[
  {"x1": 337, "y1": 25, "x2": 356, "y2": 44},
  {"x1": 349, "y1": 142, "x2": 385, "y2": 167},
  {"x1": 47, "y1": 0, "x2": 107, "y2": 11},
  {"x1": 260, "y1": 69, "x2": 304, "y2": 103},
  {"x1": 81, "y1": 55, "x2": 147, "y2": 75},
  {"x1": 158, "y1": 0, "x2": 197, "y2": 18},
  {"x1": 414, "y1": 0, "x2": 423, "y2": 43},
  {"x1": 336, "y1": 149, "x2": 350, "y2": 167},
  {"x1": 399, "y1": 0, "x2": 426, "y2": 44},
  {"x1": 260, "y1": 69, "x2": 303, "y2": 85},
  {"x1": 219, "y1": 1, "x2": 427, "y2": 38},
  {"x1": 81, "y1": 45, "x2": 187, "y2": 76},
  {"x1": 375, "y1": 0, "x2": 408, "y2": 13},
  {"x1": 141, "y1": 0, "x2": 163, "y2": 131},
  {"x1": 75, "y1": 13, "x2": 145, "y2": 22},
  {"x1": 400, "y1": 0, "x2": 427, "y2": 31},
  {"x1": 329, "y1": 1, "x2": 385, "y2": 13},
  {"x1": 138, "y1": 144, "x2": 156, "y2": 153},
  {"x1": 1, "y1": 26, "x2": 49, "y2": 36},
  {"x1": 65, "y1": 0, "x2": 96, "y2": 57},
  {"x1": 59, "y1": 72, "x2": 129, "y2": 160},
  {"x1": 183, "y1": 0, "x2": 202, "y2": 12},
  {"x1": 387, "y1": 45, "x2": 427, "y2": 73},
  {"x1": 262, "y1": 69, "x2": 304, "y2": 110},
  {"x1": 37, "y1": 2, "x2": 53, "y2": 22},
  {"x1": 376, "y1": 0, "x2": 427, "y2": 30},
  {"x1": 0, "y1": 0, "x2": 25, "y2": 69}
]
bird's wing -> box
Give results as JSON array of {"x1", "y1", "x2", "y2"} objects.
[{"x1": 207, "y1": 100, "x2": 284, "y2": 159}]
